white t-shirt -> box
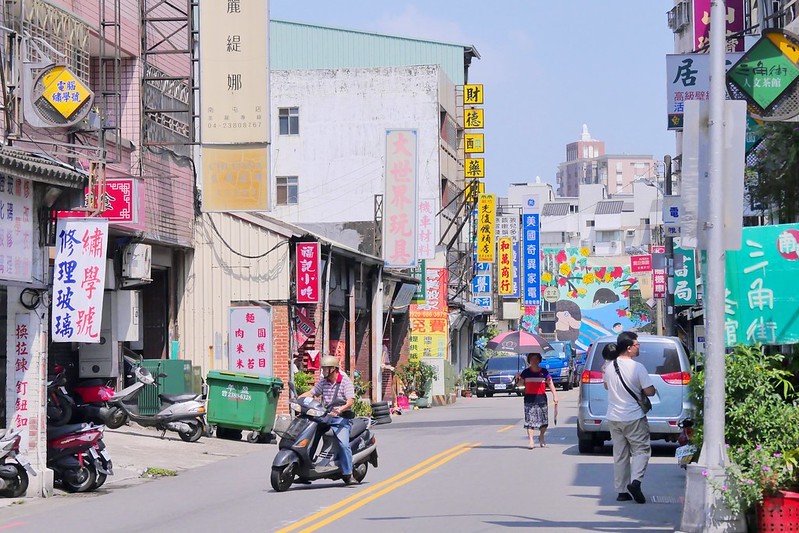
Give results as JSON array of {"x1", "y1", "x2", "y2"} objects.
[{"x1": 603, "y1": 357, "x2": 654, "y2": 422}]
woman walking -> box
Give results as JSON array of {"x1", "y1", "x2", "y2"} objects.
[{"x1": 516, "y1": 353, "x2": 559, "y2": 449}]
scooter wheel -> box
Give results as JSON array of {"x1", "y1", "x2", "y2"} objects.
[
  {"x1": 179, "y1": 422, "x2": 203, "y2": 443},
  {"x1": 270, "y1": 464, "x2": 295, "y2": 492},
  {"x1": 352, "y1": 462, "x2": 368, "y2": 483},
  {"x1": 105, "y1": 408, "x2": 128, "y2": 429},
  {"x1": 0, "y1": 464, "x2": 29, "y2": 498},
  {"x1": 61, "y1": 464, "x2": 96, "y2": 493}
]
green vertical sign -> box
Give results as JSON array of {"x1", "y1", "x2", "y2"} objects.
[
  {"x1": 410, "y1": 260, "x2": 426, "y2": 303},
  {"x1": 673, "y1": 247, "x2": 697, "y2": 306},
  {"x1": 724, "y1": 223, "x2": 799, "y2": 346}
]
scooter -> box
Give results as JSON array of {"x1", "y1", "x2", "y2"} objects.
[
  {"x1": 70, "y1": 378, "x2": 127, "y2": 429},
  {"x1": 47, "y1": 423, "x2": 113, "y2": 492},
  {"x1": 270, "y1": 396, "x2": 378, "y2": 492},
  {"x1": 108, "y1": 365, "x2": 206, "y2": 442},
  {"x1": 46, "y1": 368, "x2": 74, "y2": 427},
  {"x1": 0, "y1": 426, "x2": 37, "y2": 498}
]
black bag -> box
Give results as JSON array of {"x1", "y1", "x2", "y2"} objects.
[{"x1": 613, "y1": 359, "x2": 652, "y2": 414}]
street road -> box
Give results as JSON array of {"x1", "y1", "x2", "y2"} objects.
[{"x1": 0, "y1": 390, "x2": 686, "y2": 532}]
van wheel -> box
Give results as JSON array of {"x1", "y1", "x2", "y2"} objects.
[
  {"x1": 476, "y1": 391, "x2": 485, "y2": 398},
  {"x1": 577, "y1": 427, "x2": 594, "y2": 454},
  {"x1": 485, "y1": 392, "x2": 493, "y2": 398}
]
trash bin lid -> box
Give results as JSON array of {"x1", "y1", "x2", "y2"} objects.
[{"x1": 206, "y1": 370, "x2": 283, "y2": 387}]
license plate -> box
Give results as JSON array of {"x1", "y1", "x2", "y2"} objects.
[
  {"x1": 89, "y1": 447, "x2": 100, "y2": 459},
  {"x1": 16, "y1": 454, "x2": 30, "y2": 466},
  {"x1": 495, "y1": 384, "x2": 506, "y2": 390},
  {"x1": 101, "y1": 449, "x2": 112, "y2": 461}
]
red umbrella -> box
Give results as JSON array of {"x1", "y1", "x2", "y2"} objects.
[{"x1": 486, "y1": 330, "x2": 553, "y2": 354}]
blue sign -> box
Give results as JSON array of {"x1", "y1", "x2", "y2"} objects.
[{"x1": 522, "y1": 214, "x2": 540, "y2": 305}]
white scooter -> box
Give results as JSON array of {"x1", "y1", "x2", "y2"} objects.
[
  {"x1": 108, "y1": 365, "x2": 207, "y2": 442},
  {"x1": 0, "y1": 426, "x2": 37, "y2": 497}
]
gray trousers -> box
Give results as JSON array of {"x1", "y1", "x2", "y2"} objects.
[{"x1": 608, "y1": 417, "x2": 651, "y2": 493}]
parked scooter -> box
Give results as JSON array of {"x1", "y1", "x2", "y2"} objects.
[
  {"x1": 70, "y1": 378, "x2": 127, "y2": 429},
  {"x1": 0, "y1": 426, "x2": 37, "y2": 497},
  {"x1": 108, "y1": 365, "x2": 206, "y2": 442},
  {"x1": 46, "y1": 368, "x2": 74, "y2": 427},
  {"x1": 47, "y1": 423, "x2": 112, "y2": 492},
  {"x1": 270, "y1": 396, "x2": 378, "y2": 492}
]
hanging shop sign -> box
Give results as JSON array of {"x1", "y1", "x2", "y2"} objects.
[
  {"x1": 476, "y1": 194, "x2": 496, "y2": 263},
  {"x1": 228, "y1": 305, "x2": 273, "y2": 375},
  {"x1": 464, "y1": 84, "x2": 484, "y2": 104},
  {"x1": 0, "y1": 177, "x2": 33, "y2": 283},
  {"x1": 383, "y1": 129, "x2": 418, "y2": 268},
  {"x1": 522, "y1": 214, "x2": 540, "y2": 306},
  {"x1": 464, "y1": 108, "x2": 484, "y2": 129},
  {"x1": 464, "y1": 133, "x2": 484, "y2": 154},
  {"x1": 295, "y1": 242, "x2": 321, "y2": 304}
]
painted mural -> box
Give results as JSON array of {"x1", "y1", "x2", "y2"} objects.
[{"x1": 520, "y1": 247, "x2": 651, "y2": 354}]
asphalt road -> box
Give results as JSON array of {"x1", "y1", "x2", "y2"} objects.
[{"x1": 0, "y1": 390, "x2": 687, "y2": 532}]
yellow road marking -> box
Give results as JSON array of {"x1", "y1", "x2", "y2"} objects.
[
  {"x1": 298, "y1": 443, "x2": 481, "y2": 532},
  {"x1": 497, "y1": 425, "x2": 515, "y2": 433},
  {"x1": 276, "y1": 442, "x2": 474, "y2": 533}
]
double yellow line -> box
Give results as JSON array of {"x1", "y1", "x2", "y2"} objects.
[{"x1": 276, "y1": 442, "x2": 480, "y2": 533}]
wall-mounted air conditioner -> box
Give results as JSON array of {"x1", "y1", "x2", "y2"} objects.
[{"x1": 122, "y1": 243, "x2": 152, "y2": 283}]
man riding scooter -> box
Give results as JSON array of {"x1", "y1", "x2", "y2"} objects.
[{"x1": 299, "y1": 356, "x2": 355, "y2": 485}]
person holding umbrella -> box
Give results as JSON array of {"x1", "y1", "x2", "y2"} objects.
[{"x1": 516, "y1": 352, "x2": 559, "y2": 449}]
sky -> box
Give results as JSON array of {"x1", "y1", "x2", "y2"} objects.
[{"x1": 269, "y1": 1, "x2": 676, "y2": 195}]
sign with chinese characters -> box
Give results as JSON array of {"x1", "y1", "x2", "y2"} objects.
[
  {"x1": 464, "y1": 108, "x2": 484, "y2": 129},
  {"x1": 496, "y1": 215, "x2": 520, "y2": 298},
  {"x1": 464, "y1": 84, "x2": 484, "y2": 104},
  {"x1": 497, "y1": 237, "x2": 514, "y2": 296},
  {"x1": 464, "y1": 133, "x2": 484, "y2": 154},
  {"x1": 417, "y1": 198, "x2": 436, "y2": 260},
  {"x1": 651, "y1": 245, "x2": 667, "y2": 299},
  {"x1": 465, "y1": 180, "x2": 484, "y2": 203},
  {"x1": 724, "y1": 224, "x2": 799, "y2": 345},
  {"x1": 202, "y1": 145, "x2": 269, "y2": 212},
  {"x1": 39, "y1": 65, "x2": 92, "y2": 120},
  {"x1": 727, "y1": 30, "x2": 799, "y2": 112},
  {"x1": 384, "y1": 129, "x2": 418, "y2": 268},
  {"x1": 476, "y1": 194, "x2": 496, "y2": 263},
  {"x1": 52, "y1": 218, "x2": 108, "y2": 342},
  {"x1": 693, "y1": 0, "x2": 745, "y2": 52},
  {"x1": 294, "y1": 306, "x2": 315, "y2": 347},
  {"x1": 465, "y1": 157, "x2": 484, "y2": 179},
  {"x1": 59, "y1": 178, "x2": 140, "y2": 225},
  {"x1": 631, "y1": 254, "x2": 653, "y2": 273},
  {"x1": 0, "y1": 176, "x2": 33, "y2": 282},
  {"x1": 410, "y1": 260, "x2": 426, "y2": 304},
  {"x1": 665, "y1": 52, "x2": 743, "y2": 130},
  {"x1": 409, "y1": 268, "x2": 448, "y2": 361},
  {"x1": 295, "y1": 242, "x2": 321, "y2": 304},
  {"x1": 522, "y1": 214, "x2": 540, "y2": 305},
  {"x1": 472, "y1": 259, "x2": 492, "y2": 310},
  {"x1": 673, "y1": 246, "x2": 697, "y2": 306},
  {"x1": 200, "y1": 0, "x2": 268, "y2": 143},
  {"x1": 228, "y1": 305, "x2": 273, "y2": 375},
  {"x1": 13, "y1": 313, "x2": 32, "y2": 450}
]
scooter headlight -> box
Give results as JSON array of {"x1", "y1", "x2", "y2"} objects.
[
  {"x1": 306, "y1": 408, "x2": 325, "y2": 417},
  {"x1": 290, "y1": 403, "x2": 302, "y2": 413}
]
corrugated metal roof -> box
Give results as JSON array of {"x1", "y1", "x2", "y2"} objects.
[
  {"x1": 270, "y1": 20, "x2": 477, "y2": 85},
  {"x1": 595, "y1": 200, "x2": 624, "y2": 215},
  {"x1": 541, "y1": 203, "x2": 569, "y2": 216},
  {"x1": 0, "y1": 148, "x2": 86, "y2": 188}
]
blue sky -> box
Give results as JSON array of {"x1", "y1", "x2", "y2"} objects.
[{"x1": 269, "y1": 1, "x2": 675, "y2": 194}]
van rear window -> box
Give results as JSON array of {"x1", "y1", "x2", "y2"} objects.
[{"x1": 589, "y1": 342, "x2": 683, "y2": 375}]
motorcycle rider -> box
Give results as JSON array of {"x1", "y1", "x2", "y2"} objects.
[{"x1": 299, "y1": 355, "x2": 356, "y2": 484}]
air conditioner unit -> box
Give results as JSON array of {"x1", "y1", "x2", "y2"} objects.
[
  {"x1": 625, "y1": 229, "x2": 636, "y2": 237},
  {"x1": 122, "y1": 243, "x2": 152, "y2": 282}
]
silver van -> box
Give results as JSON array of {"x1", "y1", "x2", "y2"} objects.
[{"x1": 576, "y1": 334, "x2": 693, "y2": 454}]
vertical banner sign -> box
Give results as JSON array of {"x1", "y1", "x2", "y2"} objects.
[
  {"x1": 476, "y1": 193, "x2": 496, "y2": 262},
  {"x1": 295, "y1": 242, "x2": 321, "y2": 304},
  {"x1": 384, "y1": 129, "x2": 418, "y2": 268},
  {"x1": 472, "y1": 259, "x2": 492, "y2": 310},
  {"x1": 673, "y1": 247, "x2": 697, "y2": 306},
  {"x1": 417, "y1": 198, "x2": 436, "y2": 260},
  {"x1": 498, "y1": 237, "x2": 513, "y2": 296},
  {"x1": 651, "y1": 245, "x2": 667, "y2": 299},
  {"x1": 522, "y1": 214, "x2": 540, "y2": 305},
  {"x1": 52, "y1": 218, "x2": 109, "y2": 342},
  {"x1": 724, "y1": 224, "x2": 799, "y2": 346},
  {"x1": 693, "y1": 0, "x2": 745, "y2": 52},
  {"x1": 409, "y1": 268, "x2": 448, "y2": 361},
  {"x1": 13, "y1": 313, "x2": 32, "y2": 450},
  {"x1": 0, "y1": 177, "x2": 33, "y2": 282},
  {"x1": 496, "y1": 214, "x2": 520, "y2": 297},
  {"x1": 410, "y1": 260, "x2": 426, "y2": 304},
  {"x1": 228, "y1": 305, "x2": 273, "y2": 375}
]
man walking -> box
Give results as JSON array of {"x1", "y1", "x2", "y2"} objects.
[{"x1": 299, "y1": 355, "x2": 356, "y2": 484}]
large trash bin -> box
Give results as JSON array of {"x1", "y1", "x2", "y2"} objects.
[
  {"x1": 206, "y1": 370, "x2": 283, "y2": 443},
  {"x1": 137, "y1": 360, "x2": 194, "y2": 416}
]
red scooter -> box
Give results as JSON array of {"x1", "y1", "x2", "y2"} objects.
[
  {"x1": 47, "y1": 423, "x2": 113, "y2": 493},
  {"x1": 71, "y1": 379, "x2": 127, "y2": 429}
]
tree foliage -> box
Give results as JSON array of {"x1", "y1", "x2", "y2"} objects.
[{"x1": 749, "y1": 122, "x2": 799, "y2": 222}]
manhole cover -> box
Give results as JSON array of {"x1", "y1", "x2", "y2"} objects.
[{"x1": 650, "y1": 495, "x2": 683, "y2": 504}]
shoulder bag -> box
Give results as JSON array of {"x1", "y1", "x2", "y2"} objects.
[{"x1": 613, "y1": 359, "x2": 652, "y2": 414}]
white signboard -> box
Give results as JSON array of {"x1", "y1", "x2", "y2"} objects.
[
  {"x1": 12, "y1": 313, "x2": 32, "y2": 450},
  {"x1": 228, "y1": 305, "x2": 273, "y2": 375},
  {"x1": 384, "y1": 129, "x2": 418, "y2": 268},
  {"x1": 417, "y1": 197, "x2": 436, "y2": 260},
  {"x1": 52, "y1": 218, "x2": 109, "y2": 342},
  {"x1": 0, "y1": 177, "x2": 33, "y2": 282}
]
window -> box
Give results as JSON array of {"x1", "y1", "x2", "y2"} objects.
[
  {"x1": 276, "y1": 176, "x2": 298, "y2": 205},
  {"x1": 278, "y1": 107, "x2": 299, "y2": 135},
  {"x1": 586, "y1": 220, "x2": 595, "y2": 227}
]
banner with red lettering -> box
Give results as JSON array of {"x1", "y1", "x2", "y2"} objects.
[{"x1": 228, "y1": 305, "x2": 273, "y2": 375}]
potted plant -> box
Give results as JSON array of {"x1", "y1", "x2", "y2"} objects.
[
  {"x1": 395, "y1": 360, "x2": 438, "y2": 407},
  {"x1": 461, "y1": 367, "x2": 478, "y2": 397}
]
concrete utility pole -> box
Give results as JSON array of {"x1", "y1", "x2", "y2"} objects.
[{"x1": 664, "y1": 155, "x2": 675, "y2": 337}]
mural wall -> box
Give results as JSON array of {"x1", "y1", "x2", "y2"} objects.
[{"x1": 521, "y1": 247, "x2": 651, "y2": 353}]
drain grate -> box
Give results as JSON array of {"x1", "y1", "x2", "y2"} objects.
[{"x1": 650, "y1": 495, "x2": 683, "y2": 504}]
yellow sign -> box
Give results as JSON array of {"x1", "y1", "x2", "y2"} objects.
[
  {"x1": 766, "y1": 31, "x2": 799, "y2": 63},
  {"x1": 498, "y1": 237, "x2": 514, "y2": 296},
  {"x1": 201, "y1": 145, "x2": 269, "y2": 211},
  {"x1": 40, "y1": 66, "x2": 91, "y2": 119},
  {"x1": 476, "y1": 193, "x2": 496, "y2": 262},
  {"x1": 465, "y1": 157, "x2": 485, "y2": 179},
  {"x1": 464, "y1": 133, "x2": 484, "y2": 154},
  {"x1": 464, "y1": 84, "x2": 484, "y2": 104},
  {"x1": 465, "y1": 180, "x2": 484, "y2": 203},
  {"x1": 464, "y1": 108, "x2": 484, "y2": 129}
]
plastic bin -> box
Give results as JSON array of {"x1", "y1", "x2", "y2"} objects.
[
  {"x1": 206, "y1": 370, "x2": 283, "y2": 443},
  {"x1": 137, "y1": 360, "x2": 194, "y2": 416}
]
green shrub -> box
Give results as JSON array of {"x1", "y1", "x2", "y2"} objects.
[
  {"x1": 395, "y1": 360, "x2": 438, "y2": 396},
  {"x1": 352, "y1": 399, "x2": 372, "y2": 418},
  {"x1": 293, "y1": 370, "x2": 314, "y2": 396}
]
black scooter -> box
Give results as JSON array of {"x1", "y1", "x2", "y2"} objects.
[{"x1": 271, "y1": 397, "x2": 378, "y2": 492}]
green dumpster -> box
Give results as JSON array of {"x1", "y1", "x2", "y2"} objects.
[
  {"x1": 137, "y1": 360, "x2": 194, "y2": 416},
  {"x1": 206, "y1": 370, "x2": 283, "y2": 443}
]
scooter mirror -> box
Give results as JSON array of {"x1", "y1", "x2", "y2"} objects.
[{"x1": 158, "y1": 373, "x2": 168, "y2": 378}]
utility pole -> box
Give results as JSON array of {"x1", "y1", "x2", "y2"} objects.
[{"x1": 664, "y1": 155, "x2": 675, "y2": 337}]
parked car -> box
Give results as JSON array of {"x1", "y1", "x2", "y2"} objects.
[
  {"x1": 475, "y1": 355, "x2": 526, "y2": 397},
  {"x1": 576, "y1": 334, "x2": 693, "y2": 454},
  {"x1": 540, "y1": 342, "x2": 573, "y2": 391}
]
